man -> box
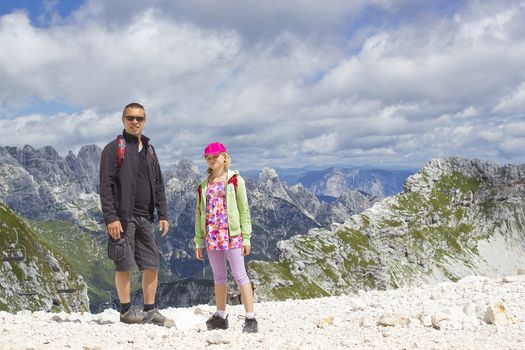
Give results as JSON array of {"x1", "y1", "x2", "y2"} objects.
[{"x1": 99, "y1": 102, "x2": 170, "y2": 326}]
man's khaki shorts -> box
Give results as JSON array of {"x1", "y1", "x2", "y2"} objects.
[{"x1": 111, "y1": 216, "x2": 160, "y2": 271}]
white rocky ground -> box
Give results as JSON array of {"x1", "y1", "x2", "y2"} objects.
[{"x1": 1, "y1": 274, "x2": 524, "y2": 350}]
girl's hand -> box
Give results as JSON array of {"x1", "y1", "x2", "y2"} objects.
[
  {"x1": 159, "y1": 220, "x2": 169, "y2": 237},
  {"x1": 242, "y1": 245, "x2": 251, "y2": 256},
  {"x1": 195, "y1": 247, "x2": 204, "y2": 260}
]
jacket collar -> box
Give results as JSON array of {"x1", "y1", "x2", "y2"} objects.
[
  {"x1": 122, "y1": 129, "x2": 150, "y2": 145},
  {"x1": 227, "y1": 169, "x2": 238, "y2": 180},
  {"x1": 201, "y1": 169, "x2": 239, "y2": 187}
]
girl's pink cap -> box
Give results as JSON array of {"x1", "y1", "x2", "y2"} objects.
[{"x1": 204, "y1": 142, "x2": 227, "y2": 156}]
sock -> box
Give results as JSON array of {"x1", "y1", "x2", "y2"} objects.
[
  {"x1": 245, "y1": 312, "x2": 255, "y2": 319},
  {"x1": 143, "y1": 304, "x2": 155, "y2": 312},
  {"x1": 215, "y1": 310, "x2": 227, "y2": 319},
  {"x1": 120, "y1": 302, "x2": 131, "y2": 314}
]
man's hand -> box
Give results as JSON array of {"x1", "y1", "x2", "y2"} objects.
[
  {"x1": 195, "y1": 247, "x2": 204, "y2": 261},
  {"x1": 159, "y1": 220, "x2": 169, "y2": 237},
  {"x1": 242, "y1": 245, "x2": 251, "y2": 256},
  {"x1": 107, "y1": 221, "x2": 123, "y2": 239}
]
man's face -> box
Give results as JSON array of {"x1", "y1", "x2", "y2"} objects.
[{"x1": 122, "y1": 107, "x2": 146, "y2": 137}]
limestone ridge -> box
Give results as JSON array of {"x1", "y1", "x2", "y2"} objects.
[
  {"x1": 249, "y1": 157, "x2": 525, "y2": 301},
  {"x1": 0, "y1": 144, "x2": 102, "y2": 230},
  {"x1": 0, "y1": 202, "x2": 89, "y2": 312}
]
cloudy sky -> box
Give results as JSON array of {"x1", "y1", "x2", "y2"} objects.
[{"x1": 0, "y1": 0, "x2": 524, "y2": 170}]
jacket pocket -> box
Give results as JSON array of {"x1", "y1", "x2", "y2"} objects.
[
  {"x1": 228, "y1": 211, "x2": 240, "y2": 233},
  {"x1": 107, "y1": 238, "x2": 128, "y2": 262}
]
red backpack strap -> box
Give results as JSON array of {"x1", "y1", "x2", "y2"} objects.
[
  {"x1": 227, "y1": 174, "x2": 238, "y2": 194},
  {"x1": 147, "y1": 143, "x2": 157, "y2": 163},
  {"x1": 116, "y1": 135, "x2": 126, "y2": 170}
]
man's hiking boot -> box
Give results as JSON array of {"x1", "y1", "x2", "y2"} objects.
[
  {"x1": 143, "y1": 309, "x2": 175, "y2": 328},
  {"x1": 120, "y1": 306, "x2": 146, "y2": 324},
  {"x1": 206, "y1": 314, "x2": 229, "y2": 330},
  {"x1": 242, "y1": 317, "x2": 258, "y2": 333}
]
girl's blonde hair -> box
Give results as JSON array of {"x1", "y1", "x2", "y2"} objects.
[{"x1": 207, "y1": 152, "x2": 231, "y2": 174}]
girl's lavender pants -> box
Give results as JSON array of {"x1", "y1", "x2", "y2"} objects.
[{"x1": 207, "y1": 248, "x2": 250, "y2": 286}]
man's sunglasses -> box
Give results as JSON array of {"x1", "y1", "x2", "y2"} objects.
[{"x1": 124, "y1": 116, "x2": 146, "y2": 122}]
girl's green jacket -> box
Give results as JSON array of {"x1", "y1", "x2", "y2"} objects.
[{"x1": 194, "y1": 169, "x2": 252, "y2": 248}]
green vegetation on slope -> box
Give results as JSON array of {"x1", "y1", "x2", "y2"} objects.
[
  {"x1": 386, "y1": 171, "x2": 482, "y2": 286},
  {"x1": 249, "y1": 169, "x2": 495, "y2": 301},
  {"x1": 0, "y1": 203, "x2": 87, "y2": 312},
  {"x1": 249, "y1": 259, "x2": 330, "y2": 300},
  {"x1": 25, "y1": 220, "x2": 116, "y2": 310}
]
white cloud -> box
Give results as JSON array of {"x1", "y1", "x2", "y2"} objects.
[
  {"x1": 500, "y1": 137, "x2": 525, "y2": 155},
  {"x1": 301, "y1": 133, "x2": 338, "y2": 154},
  {"x1": 0, "y1": 109, "x2": 121, "y2": 153},
  {"x1": 1, "y1": 0, "x2": 525, "y2": 169},
  {"x1": 0, "y1": 9, "x2": 240, "y2": 111},
  {"x1": 493, "y1": 82, "x2": 525, "y2": 113},
  {"x1": 73, "y1": 0, "x2": 402, "y2": 41}
]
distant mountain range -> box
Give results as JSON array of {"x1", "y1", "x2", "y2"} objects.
[
  {"x1": 1, "y1": 143, "x2": 398, "y2": 310},
  {"x1": 3, "y1": 143, "x2": 523, "y2": 313},
  {"x1": 245, "y1": 166, "x2": 414, "y2": 198}
]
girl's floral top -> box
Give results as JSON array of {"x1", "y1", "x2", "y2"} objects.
[{"x1": 205, "y1": 181, "x2": 243, "y2": 251}]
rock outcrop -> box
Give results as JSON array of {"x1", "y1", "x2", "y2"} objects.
[{"x1": 250, "y1": 157, "x2": 525, "y2": 301}]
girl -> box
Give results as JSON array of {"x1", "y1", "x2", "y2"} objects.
[{"x1": 194, "y1": 142, "x2": 258, "y2": 333}]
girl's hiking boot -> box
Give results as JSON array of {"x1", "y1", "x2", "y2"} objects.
[
  {"x1": 242, "y1": 317, "x2": 258, "y2": 333},
  {"x1": 120, "y1": 306, "x2": 146, "y2": 324},
  {"x1": 206, "y1": 314, "x2": 229, "y2": 330}
]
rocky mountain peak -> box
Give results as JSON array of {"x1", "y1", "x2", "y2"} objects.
[
  {"x1": 259, "y1": 167, "x2": 279, "y2": 181},
  {"x1": 77, "y1": 145, "x2": 102, "y2": 162},
  {"x1": 330, "y1": 166, "x2": 345, "y2": 175},
  {"x1": 163, "y1": 159, "x2": 201, "y2": 190},
  {"x1": 258, "y1": 167, "x2": 291, "y2": 201},
  {"x1": 404, "y1": 157, "x2": 525, "y2": 196},
  {"x1": 175, "y1": 159, "x2": 200, "y2": 179},
  {"x1": 21, "y1": 144, "x2": 35, "y2": 154},
  {"x1": 0, "y1": 146, "x2": 17, "y2": 164},
  {"x1": 41, "y1": 146, "x2": 60, "y2": 161}
]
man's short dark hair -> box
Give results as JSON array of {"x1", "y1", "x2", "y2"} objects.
[{"x1": 123, "y1": 102, "x2": 146, "y2": 117}]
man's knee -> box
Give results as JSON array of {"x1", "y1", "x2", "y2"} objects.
[{"x1": 115, "y1": 270, "x2": 132, "y2": 278}]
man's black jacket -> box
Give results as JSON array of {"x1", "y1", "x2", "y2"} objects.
[{"x1": 99, "y1": 130, "x2": 168, "y2": 225}]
